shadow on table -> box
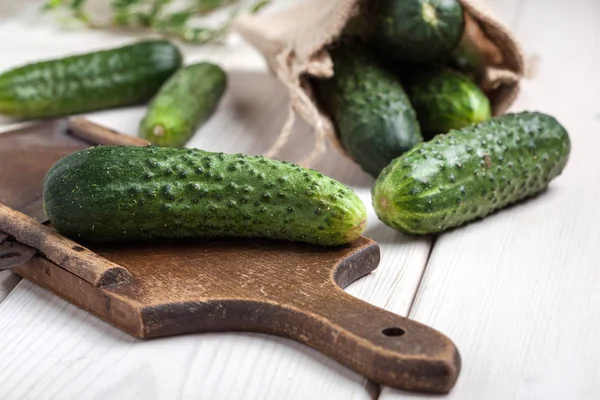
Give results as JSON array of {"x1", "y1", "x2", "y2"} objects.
[{"x1": 363, "y1": 221, "x2": 430, "y2": 247}]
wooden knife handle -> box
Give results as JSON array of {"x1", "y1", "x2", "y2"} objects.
[{"x1": 289, "y1": 289, "x2": 460, "y2": 393}]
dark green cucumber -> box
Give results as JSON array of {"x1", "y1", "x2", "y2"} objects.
[
  {"x1": 403, "y1": 67, "x2": 491, "y2": 140},
  {"x1": 313, "y1": 45, "x2": 422, "y2": 177},
  {"x1": 372, "y1": 112, "x2": 571, "y2": 234},
  {"x1": 375, "y1": 0, "x2": 465, "y2": 63},
  {"x1": 43, "y1": 146, "x2": 367, "y2": 246},
  {"x1": 139, "y1": 62, "x2": 227, "y2": 147},
  {"x1": 0, "y1": 40, "x2": 182, "y2": 119}
]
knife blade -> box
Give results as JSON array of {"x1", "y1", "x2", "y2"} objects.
[{"x1": 0, "y1": 198, "x2": 47, "y2": 271}]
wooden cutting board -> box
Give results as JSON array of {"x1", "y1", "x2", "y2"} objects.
[{"x1": 0, "y1": 119, "x2": 460, "y2": 394}]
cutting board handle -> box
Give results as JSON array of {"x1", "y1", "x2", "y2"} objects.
[
  {"x1": 290, "y1": 288, "x2": 461, "y2": 393},
  {"x1": 0, "y1": 202, "x2": 132, "y2": 287}
]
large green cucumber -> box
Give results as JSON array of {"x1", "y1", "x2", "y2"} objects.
[
  {"x1": 402, "y1": 67, "x2": 491, "y2": 140},
  {"x1": 372, "y1": 112, "x2": 571, "y2": 234},
  {"x1": 313, "y1": 45, "x2": 422, "y2": 177},
  {"x1": 0, "y1": 40, "x2": 182, "y2": 119},
  {"x1": 43, "y1": 146, "x2": 367, "y2": 246},
  {"x1": 139, "y1": 62, "x2": 227, "y2": 147},
  {"x1": 374, "y1": 0, "x2": 465, "y2": 63}
]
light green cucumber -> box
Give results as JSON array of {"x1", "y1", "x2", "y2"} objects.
[
  {"x1": 139, "y1": 62, "x2": 227, "y2": 147},
  {"x1": 402, "y1": 67, "x2": 491, "y2": 140}
]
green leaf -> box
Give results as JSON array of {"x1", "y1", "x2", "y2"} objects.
[
  {"x1": 162, "y1": 9, "x2": 195, "y2": 27},
  {"x1": 71, "y1": 0, "x2": 86, "y2": 9},
  {"x1": 249, "y1": 0, "x2": 270, "y2": 13},
  {"x1": 42, "y1": 0, "x2": 271, "y2": 45},
  {"x1": 42, "y1": 0, "x2": 67, "y2": 11},
  {"x1": 195, "y1": 0, "x2": 235, "y2": 14},
  {"x1": 183, "y1": 27, "x2": 221, "y2": 43},
  {"x1": 111, "y1": 0, "x2": 141, "y2": 8}
]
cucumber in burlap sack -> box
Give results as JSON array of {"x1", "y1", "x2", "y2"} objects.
[{"x1": 234, "y1": 0, "x2": 524, "y2": 166}]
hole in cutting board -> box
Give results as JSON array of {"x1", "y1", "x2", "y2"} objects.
[{"x1": 382, "y1": 327, "x2": 406, "y2": 337}]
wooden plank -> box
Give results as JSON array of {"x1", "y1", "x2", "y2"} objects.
[
  {"x1": 382, "y1": 0, "x2": 600, "y2": 399},
  {"x1": 0, "y1": 69, "x2": 432, "y2": 399}
]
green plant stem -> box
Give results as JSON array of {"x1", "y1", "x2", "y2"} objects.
[{"x1": 42, "y1": 0, "x2": 271, "y2": 44}]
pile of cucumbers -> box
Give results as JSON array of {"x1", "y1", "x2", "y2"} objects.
[
  {"x1": 314, "y1": 0, "x2": 491, "y2": 177},
  {"x1": 1, "y1": 0, "x2": 572, "y2": 245},
  {"x1": 0, "y1": 39, "x2": 226, "y2": 147},
  {"x1": 313, "y1": 0, "x2": 570, "y2": 235}
]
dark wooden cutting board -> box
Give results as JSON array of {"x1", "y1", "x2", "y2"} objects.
[{"x1": 0, "y1": 119, "x2": 460, "y2": 393}]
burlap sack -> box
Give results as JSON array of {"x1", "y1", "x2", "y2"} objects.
[{"x1": 234, "y1": 0, "x2": 525, "y2": 165}]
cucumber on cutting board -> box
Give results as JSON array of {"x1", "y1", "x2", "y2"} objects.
[
  {"x1": 0, "y1": 40, "x2": 182, "y2": 119},
  {"x1": 139, "y1": 62, "x2": 227, "y2": 147},
  {"x1": 43, "y1": 146, "x2": 367, "y2": 246},
  {"x1": 402, "y1": 67, "x2": 491, "y2": 140},
  {"x1": 374, "y1": 0, "x2": 465, "y2": 63},
  {"x1": 313, "y1": 45, "x2": 422, "y2": 177},
  {"x1": 372, "y1": 112, "x2": 571, "y2": 234}
]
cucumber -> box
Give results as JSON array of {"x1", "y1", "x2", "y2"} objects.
[
  {"x1": 0, "y1": 40, "x2": 182, "y2": 119},
  {"x1": 139, "y1": 62, "x2": 227, "y2": 147},
  {"x1": 43, "y1": 146, "x2": 367, "y2": 246},
  {"x1": 372, "y1": 112, "x2": 571, "y2": 234},
  {"x1": 374, "y1": 0, "x2": 464, "y2": 63},
  {"x1": 313, "y1": 45, "x2": 422, "y2": 177},
  {"x1": 403, "y1": 67, "x2": 491, "y2": 140}
]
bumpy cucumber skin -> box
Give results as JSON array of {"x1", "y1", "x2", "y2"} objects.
[
  {"x1": 375, "y1": 0, "x2": 464, "y2": 63},
  {"x1": 0, "y1": 40, "x2": 182, "y2": 119},
  {"x1": 43, "y1": 146, "x2": 367, "y2": 246},
  {"x1": 404, "y1": 67, "x2": 491, "y2": 139},
  {"x1": 372, "y1": 112, "x2": 571, "y2": 234},
  {"x1": 139, "y1": 62, "x2": 227, "y2": 147},
  {"x1": 313, "y1": 47, "x2": 422, "y2": 177}
]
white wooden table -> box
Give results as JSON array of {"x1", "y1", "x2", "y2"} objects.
[{"x1": 1, "y1": 1, "x2": 598, "y2": 399}]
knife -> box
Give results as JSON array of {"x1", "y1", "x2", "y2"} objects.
[{"x1": 0, "y1": 198, "x2": 47, "y2": 271}]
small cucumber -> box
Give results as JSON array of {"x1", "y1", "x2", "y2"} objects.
[
  {"x1": 0, "y1": 40, "x2": 182, "y2": 119},
  {"x1": 139, "y1": 62, "x2": 227, "y2": 147},
  {"x1": 402, "y1": 67, "x2": 491, "y2": 140},
  {"x1": 372, "y1": 112, "x2": 571, "y2": 234},
  {"x1": 313, "y1": 45, "x2": 422, "y2": 177},
  {"x1": 374, "y1": 0, "x2": 465, "y2": 63},
  {"x1": 43, "y1": 146, "x2": 367, "y2": 246}
]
